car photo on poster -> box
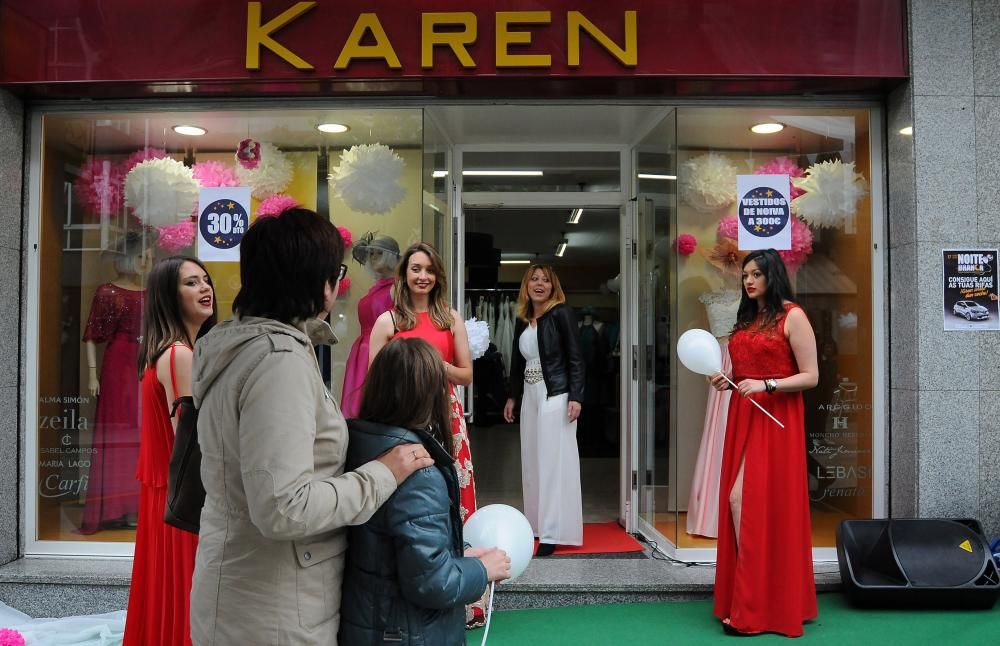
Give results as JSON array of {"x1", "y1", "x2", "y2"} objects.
[{"x1": 952, "y1": 300, "x2": 991, "y2": 321}]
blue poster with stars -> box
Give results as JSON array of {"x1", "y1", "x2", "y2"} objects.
[
  {"x1": 196, "y1": 187, "x2": 252, "y2": 262},
  {"x1": 735, "y1": 174, "x2": 792, "y2": 251}
]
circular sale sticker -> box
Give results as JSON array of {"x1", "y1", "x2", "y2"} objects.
[
  {"x1": 738, "y1": 186, "x2": 789, "y2": 238},
  {"x1": 199, "y1": 199, "x2": 248, "y2": 250}
]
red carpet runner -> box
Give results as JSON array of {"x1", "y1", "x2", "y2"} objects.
[{"x1": 534, "y1": 521, "x2": 644, "y2": 555}]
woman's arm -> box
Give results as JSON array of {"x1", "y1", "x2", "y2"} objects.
[
  {"x1": 557, "y1": 307, "x2": 586, "y2": 403},
  {"x1": 447, "y1": 310, "x2": 473, "y2": 386},
  {"x1": 369, "y1": 311, "x2": 395, "y2": 368},
  {"x1": 156, "y1": 344, "x2": 193, "y2": 432},
  {"x1": 778, "y1": 307, "x2": 819, "y2": 392}
]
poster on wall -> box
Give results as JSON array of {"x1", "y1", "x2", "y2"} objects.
[
  {"x1": 942, "y1": 249, "x2": 999, "y2": 331},
  {"x1": 736, "y1": 174, "x2": 792, "y2": 251},
  {"x1": 197, "y1": 187, "x2": 251, "y2": 262}
]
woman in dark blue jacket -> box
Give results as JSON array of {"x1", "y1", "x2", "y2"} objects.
[{"x1": 340, "y1": 337, "x2": 510, "y2": 645}]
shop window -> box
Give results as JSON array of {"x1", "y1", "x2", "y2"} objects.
[{"x1": 31, "y1": 108, "x2": 423, "y2": 550}]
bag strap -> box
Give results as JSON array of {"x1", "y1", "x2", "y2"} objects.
[
  {"x1": 389, "y1": 310, "x2": 399, "y2": 334},
  {"x1": 168, "y1": 344, "x2": 180, "y2": 398}
]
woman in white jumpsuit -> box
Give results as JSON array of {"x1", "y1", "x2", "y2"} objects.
[{"x1": 503, "y1": 265, "x2": 584, "y2": 556}]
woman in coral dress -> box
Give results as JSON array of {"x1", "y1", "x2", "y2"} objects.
[
  {"x1": 709, "y1": 249, "x2": 818, "y2": 637},
  {"x1": 123, "y1": 256, "x2": 216, "y2": 646},
  {"x1": 369, "y1": 242, "x2": 486, "y2": 628}
]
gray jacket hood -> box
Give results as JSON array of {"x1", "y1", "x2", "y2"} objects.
[{"x1": 191, "y1": 315, "x2": 337, "y2": 408}]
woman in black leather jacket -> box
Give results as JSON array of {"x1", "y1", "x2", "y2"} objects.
[
  {"x1": 340, "y1": 337, "x2": 510, "y2": 646},
  {"x1": 503, "y1": 265, "x2": 585, "y2": 556}
]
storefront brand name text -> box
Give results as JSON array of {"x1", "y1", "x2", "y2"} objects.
[{"x1": 246, "y1": 3, "x2": 638, "y2": 71}]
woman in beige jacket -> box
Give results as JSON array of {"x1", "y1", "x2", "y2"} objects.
[{"x1": 189, "y1": 208, "x2": 432, "y2": 645}]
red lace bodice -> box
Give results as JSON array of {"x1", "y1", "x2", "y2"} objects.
[{"x1": 728, "y1": 303, "x2": 800, "y2": 381}]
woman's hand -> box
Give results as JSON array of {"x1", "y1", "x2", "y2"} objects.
[
  {"x1": 376, "y1": 443, "x2": 435, "y2": 485},
  {"x1": 503, "y1": 398, "x2": 516, "y2": 423},
  {"x1": 736, "y1": 379, "x2": 766, "y2": 397},
  {"x1": 567, "y1": 400, "x2": 581, "y2": 423},
  {"x1": 708, "y1": 372, "x2": 731, "y2": 392},
  {"x1": 473, "y1": 547, "x2": 511, "y2": 583}
]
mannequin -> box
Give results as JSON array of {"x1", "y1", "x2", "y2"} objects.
[
  {"x1": 577, "y1": 307, "x2": 609, "y2": 453},
  {"x1": 686, "y1": 287, "x2": 740, "y2": 538},
  {"x1": 340, "y1": 233, "x2": 400, "y2": 417},
  {"x1": 79, "y1": 231, "x2": 154, "y2": 534}
]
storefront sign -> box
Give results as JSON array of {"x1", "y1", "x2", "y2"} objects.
[
  {"x1": 736, "y1": 174, "x2": 791, "y2": 251},
  {"x1": 942, "y1": 249, "x2": 999, "y2": 331},
  {"x1": 0, "y1": 1, "x2": 907, "y2": 89},
  {"x1": 197, "y1": 188, "x2": 251, "y2": 262}
]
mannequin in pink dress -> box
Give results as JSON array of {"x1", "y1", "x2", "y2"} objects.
[{"x1": 340, "y1": 234, "x2": 400, "y2": 418}]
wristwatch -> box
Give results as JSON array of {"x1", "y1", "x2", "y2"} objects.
[{"x1": 764, "y1": 378, "x2": 778, "y2": 394}]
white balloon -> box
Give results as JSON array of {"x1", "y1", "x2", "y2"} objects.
[
  {"x1": 463, "y1": 504, "x2": 535, "y2": 582},
  {"x1": 676, "y1": 328, "x2": 723, "y2": 376}
]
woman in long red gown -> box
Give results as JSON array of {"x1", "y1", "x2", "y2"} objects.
[
  {"x1": 368, "y1": 242, "x2": 486, "y2": 627},
  {"x1": 123, "y1": 256, "x2": 216, "y2": 646},
  {"x1": 709, "y1": 248, "x2": 819, "y2": 637}
]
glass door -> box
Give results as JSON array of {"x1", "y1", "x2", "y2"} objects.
[{"x1": 630, "y1": 109, "x2": 678, "y2": 549}]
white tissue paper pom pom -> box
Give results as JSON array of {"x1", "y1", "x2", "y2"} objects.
[
  {"x1": 791, "y1": 160, "x2": 869, "y2": 228},
  {"x1": 125, "y1": 158, "x2": 200, "y2": 228},
  {"x1": 465, "y1": 318, "x2": 491, "y2": 360},
  {"x1": 235, "y1": 142, "x2": 293, "y2": 200},
  {"x1": 330, "y1": 144, "x2": 407, "y2": 215},
  {"x1": 679, "y1": 152, "x2": 737, "y2": 213}
]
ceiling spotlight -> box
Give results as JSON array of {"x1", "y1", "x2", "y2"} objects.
[
  {"x1": 568, "y1": 208, "x2": 583, "y2": 224},
  {"x1": 172, "y1": 125, "x2": 206, "y2": 136},
  {"x1": 750, "y1": 122, "x2": 784, "y2": 134},
  {"x1": 899, "y1": 126, "x2": 913, "y2": 136},
  {"x1": 462, "y1": 170, "x2": 543, "y2": 176},
  {"x1": 637, "y1": 173, "x2": 677, "y2": 180},
  {"x1": 555, "y1": 236, "x2": 568, "y2": 258},
  {"x1": 317, "y1": 123, "x2": 350, "y2": 133},
  {"x1": 432, "y1": 170, "x2": 448, "y2": 178}
]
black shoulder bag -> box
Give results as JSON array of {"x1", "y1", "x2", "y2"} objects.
[{"x1": 164, "y1": 395, "x2": 205, "y2": 534}]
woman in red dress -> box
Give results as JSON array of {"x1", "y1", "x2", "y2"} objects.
[
  {"x1": 123, "y1": 256, "x2": 216, "y2": 646},
  {"x1": 709, "y1": 248, "x2": 819, "y2": 637},
  {"x1": 368, "y1": 242, "x2": 486, "y2": 627}
]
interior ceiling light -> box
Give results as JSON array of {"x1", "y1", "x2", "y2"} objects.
[
  {"x1": 750, "y1": 122, "x2": 784, "y2": 134},
  {"x1": 555, "y1": 236, "x2": 568, "y2": 258},
  {"x1": 172, "y1": 125, "x2": 206, "y2": 136},
  {"x1": 432, "y1": 170, "x2": 448, "y2": 178},
  {"x1": 317, "y1": 123, "x2": 350, "y2": 133},
  {"x1": 462, "y1": 170, "x2": 543, "y2": 176},
  {"x1": 899, "y1": 126, "x2": 913, "y2": 136},
  {"x1": 637, "y1": 173, "x2": 677, "y2": 180},
  {"x1": 568, "y1": 208, "x2": 583, "y2": 224},
  {"x1": 500, "y1": 259, "x2": 531, "y2": 264}
]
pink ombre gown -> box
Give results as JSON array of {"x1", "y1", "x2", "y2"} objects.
[
  {"x1": 340, "y1": 277, "x2": 394, "y2": 418},
  {"x1": 686, "y1": 342, "x2": 732, "y2": 538}
]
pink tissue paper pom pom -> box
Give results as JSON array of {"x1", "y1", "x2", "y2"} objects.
[
  {"x1": 75, "y1": 156, "x2": 125, "y2": 221},
  {"x1": 337, "y1": 226, "x2": 353, "y2": 248},
  {"x1": 0, "y1": 628, "x2": 25, "y2": 646},
  {"x1": 256, "y1": 194, "x2": 299, "y2": 218},
  {"x1": 778, "y1": 217, "x2": 814, "y2": 272},
  {"x1": 337, "y1": 276, "x2": 352, "y2": 297},
  {"x1": 157, "y1": 220, "x2": 196, "y2": 253},
  {"x1": 717, "y1": 215, "x2": 739, "y2": 241},
  {"x1": 755, "y1": 156, "x2": 806, "y2": 200},
  {"x1": 675, "y1": 233, "x2": 697, "y2": 256},
  {"x1": 121, "y1": 147, "x2": 168, "y2": 176},
  {"x1": 193, "y1": 161, "x2": 240, "y2": 188}
]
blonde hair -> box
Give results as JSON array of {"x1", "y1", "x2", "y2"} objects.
[
  {"x1": 516, "y1": 264, "x2": 566, "y2": 322},
  {"x1": 392, "y1": 242, "x2": 455, "y2": 331}
]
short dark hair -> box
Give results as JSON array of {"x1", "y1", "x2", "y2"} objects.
[
  {"x1": 233, "y1": 208, "x2": 344, "y2": 323},
  {"x1": 359, "y1": 337, "x2": 453, "y2": 454}
]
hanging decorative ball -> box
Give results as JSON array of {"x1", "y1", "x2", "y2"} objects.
[
  {"x1": 236, "y1": 142, "x2": 292, "y2": 199},
  {"x1": 337, "y1": 276, "x2": 352, "y2": 297},
  {"x1": 157, "y1": 219, "x2": 196, "y2": 253},
  {"x1": 791, "y1": 160, "x2": 869, "y2": 228},
  {"x1": 337, "y1": 226, "x2": 354, "y2": 248},
  {"x1": 780, "y1": 217, "x2": 814, "y2": 273},
  {"x1": 236, "y1": 139, "x2": 262, "y2": 170},
  {"x1": 193, "y1": 160, "x2": 240, "y2": 188},
  {"x1": 75, "y1": 156, "x2": 125, "y2": 222},
  {"x1": 256, "y1": 194, "x2": 299, "y2": 218},
  {"x1": 330, "y1": 144, "x2": 407, "y2": 215},
  {"x1": 125, "y1": 157, "x2": 200, "y2": 228},
  {"x1": 679, "y1": 152, "x2": 737, "y2": 213},
  {"x1": 465, "y1": 318, "x2": 491, "y2": 360},
  {"x1": 754, "y1": 156, "x2": 807, "y2": 200},
  {"x1": 675, "y1": 233, "x2": 697, "y2": 256}
]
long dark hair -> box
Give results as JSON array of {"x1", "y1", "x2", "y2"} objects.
[
  {"x1": 138, "y1": 256, "x2": 217, "y2": 374},
  {"x1": 392, "y1": 242, "x2": 454, "y2": 332},
  {"x1": 733, "y1": 249, "x2": 795, "y2": 332},
  {"x1": 359, "y1": 337, "x2": 453, "y2": 454}
]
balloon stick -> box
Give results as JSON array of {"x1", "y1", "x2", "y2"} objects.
[
  {"x1": 718, "y1": 373, "x2": 784, "y2": 429},
  {"x1": 480, "y1": 581, "x2": 495, "y2": 646}
]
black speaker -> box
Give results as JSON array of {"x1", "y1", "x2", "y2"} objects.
[{"x1": 837, "y1": 519, "x2": 1000, "y2": 608}]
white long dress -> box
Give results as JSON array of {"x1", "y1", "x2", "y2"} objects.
[{"x1": 518, "y1": 324, "x2": 584, "y2": 546}]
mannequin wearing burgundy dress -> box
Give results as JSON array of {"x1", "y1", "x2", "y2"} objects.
[
  {"x1": 340, "y1": 234, "x2": 399, "y2": 418},
  {"x1": 79, "y1": 237, "x2": 151, "y2": 534}
]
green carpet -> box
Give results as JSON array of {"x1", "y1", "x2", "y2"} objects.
[{"x1": 468, "y1": 593, "x2": 1000, "y2": 644}]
